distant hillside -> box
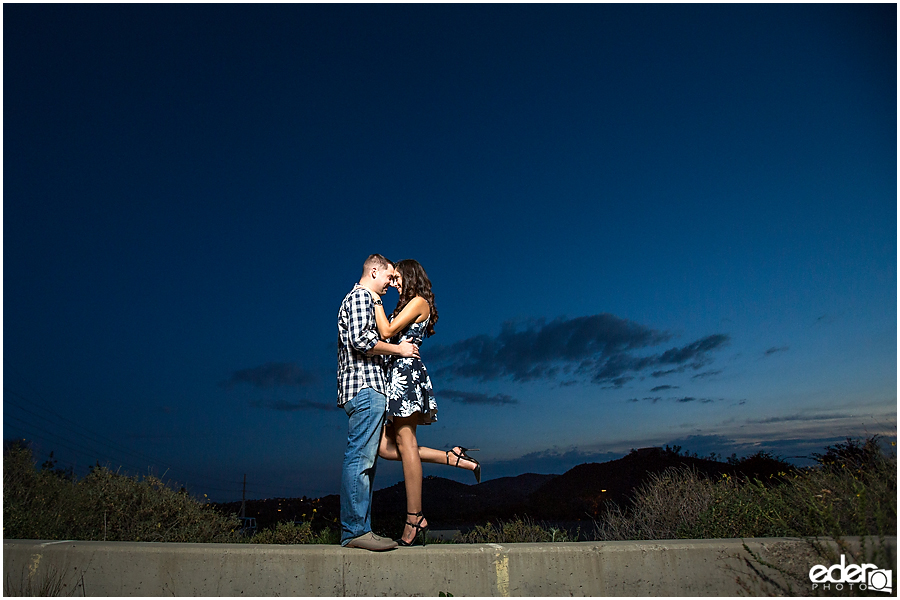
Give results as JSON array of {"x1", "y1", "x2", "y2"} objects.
[
  {"x1": 373, "y1": 472, "x2": 558, "y2": 527},
  {"x1": 527, "y1": 446, "x2": 793, "y2": 520},
  {"x1": 527, "y1": 447, "x2": 731, "y2": 520},
  {"x1": 214, "y1": 447, "x2": 791, "y2": 530}
]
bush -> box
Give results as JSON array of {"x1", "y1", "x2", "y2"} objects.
[
  {"x1": 3, "y1": 444, "x2": 241, "y2": 543},
  {"x1": 243, "y1": 521, "x2": 339, "y2": 545},
  {"x1": 454, "y1": 516, "x2": 576, "y2": 543},
  {"x1": 594, "y1": 467, "x2": 718, "y2": 541},
  {"x1": 684, "y1": 442, "x2": 896, "y2": 540},
  {"x1": 594, "y1": 436, "x2": 896, "y2": 541}
]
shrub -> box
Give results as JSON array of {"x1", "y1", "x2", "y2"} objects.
[
  {"x1": 454, "y1": 516, "x2": 576, "y2": 543},
  {"x1": 594, "y1": 467, "x2": 718, "y2": 541},
  {"x1": 680, "y1": 474, "x2": 800, "y2": 539},
  {"x1": 3, "y1": 444, "x2": 241, "y2": 543},
  {"x1": 239, "y1": 519, "x2": 338, "y2": 545},
  {"x1": 593, "y1": 436, "x2": 896, "y2": 542},
  {"x1": 685, "y1": 441, "x2": 896, "y2": 540}
]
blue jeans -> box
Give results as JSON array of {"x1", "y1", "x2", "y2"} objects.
[{"x1": 340, "y1": 387, "x2": 386, "y2": 545}]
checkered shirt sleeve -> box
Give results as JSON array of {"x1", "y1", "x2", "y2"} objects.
[{"x1": 337, "y1": 285, "x2": 385, "y2": 405}]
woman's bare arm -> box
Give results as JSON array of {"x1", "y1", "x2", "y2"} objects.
[{"x1": 374, "y1": 296, "x2": 429, "y2": 339}]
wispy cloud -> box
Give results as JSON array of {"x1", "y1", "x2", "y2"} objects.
[
  {"x1": 428, "y1": 314, "x2": 728, "y2": 388},
  {"x1": 677, "y1": 396, "x2": 719, "y2": 404},
  {"x1": 224, "y1": 362, "x2": 318, "y2": 389},
  {"x1": 627, "y1": 396, "x2": 730, "y2": 405},
  {"x1": 250, "y1": 399, "x2": 338, "y2": 412},
  {"x1": 659, "y1": 433, "x2": 883, "y2": 464},
  {"x1": 650, "y1": 385, "x2": 678, "y2": 392},
  {"x1": 747, "y1": 412, "x2": 854, "y2": 424},
  {"x1": 763, "y1": 346, "x2": 789, "y2": 357},
  {"x1": 692, "y1": 370, "x2": 722, "y2": 380},
  {"x1": 441, "y1": 389, "x2": 518, "y2": 405},
  {"x1": 599, "y1": 333, "x2": 730, "y2": 384}
]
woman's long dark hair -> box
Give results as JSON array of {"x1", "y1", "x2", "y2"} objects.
[{"x1": 391, "y1": 259, "x2": 439, "y2": 337}]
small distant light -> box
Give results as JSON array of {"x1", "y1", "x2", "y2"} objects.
[{"x1": 601, "y1": 490, "x2": 607, "y2": 492}]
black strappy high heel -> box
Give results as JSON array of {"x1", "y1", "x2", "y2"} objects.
[
  {"x1": 447, "y1": 447, "x2": 481, "y2": 484},
  {"x1": 397, "y1": 511, "x2": 429, "y2": 547}
]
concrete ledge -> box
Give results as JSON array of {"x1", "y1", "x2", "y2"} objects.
[{"x1": 4, "y1": 537, "x2": 896, "y2": 596}]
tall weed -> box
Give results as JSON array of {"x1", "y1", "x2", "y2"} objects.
[
  {"x1": 243, "y1": 520, "x2": 339, "y2": 545},
  {"x1": 594, "y1": 436, "x2": 896, "y2": 541},
  {"x1": 3, "y1": 445, "x2": 241, "y2": 543},
  {"x1": 455, "y1": 516, "x2": 577, "y2": 543},
  {"x1": 594, "y1": 467, "x2": 717, "y2": 541}
]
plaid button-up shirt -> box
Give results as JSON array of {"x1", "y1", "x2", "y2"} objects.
[{"x1": 337, "y1": 284, "x2": 385, "y2": 406}]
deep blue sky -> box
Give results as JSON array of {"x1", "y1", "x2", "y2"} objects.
[{"x1": 4, "y1": 4, "x2": 896, "y2": 502}]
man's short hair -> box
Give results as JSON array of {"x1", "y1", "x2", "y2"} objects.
[{"x1": 362, "y1": 254, "x2": 393, "y2": 276}]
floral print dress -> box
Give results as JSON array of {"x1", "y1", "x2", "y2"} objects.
[{"x1": 385, "y1": 318, "x2": 437, "y2": 424}]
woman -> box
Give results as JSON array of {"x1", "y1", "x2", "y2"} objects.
[{"x1": 371, "y1": 259, "x2": 480, "y2": 546}]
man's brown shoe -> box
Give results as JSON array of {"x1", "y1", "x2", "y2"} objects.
[{"x1": 345, "y1": 531, "x2": 398, "y2": 551}]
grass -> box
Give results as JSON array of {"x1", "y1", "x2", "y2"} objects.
[
  {"x1": 454, "y1": 515, "x2": 578, "y2": 543},
  {"x1": 243, "y1": 520, "x2": 340, "y2": 545},
  {"x1": 4, "y1": 560, "x2": 83, "y2": 597}
]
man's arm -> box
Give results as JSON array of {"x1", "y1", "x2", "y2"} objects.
[{"x1": 346, "y1": 290, "x2": 381, "y2": 353}]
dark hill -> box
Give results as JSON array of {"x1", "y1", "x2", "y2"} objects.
[
  {"x1": 527, "y1": 446, "x2": 793, "y2": 520},
  {"x1": 218, "y1": 472, "x2": 561, "y2": 531},
  {"x1": 527, "y1": 447, "x2": 730, "y2": 519},
  {"x1": 214, "y1": 448, "x2": 793, "y2": 532},
  {"x1": 372, "y1": 472, "x2": 558, "y2": 528},
  {"x1": 476, "y1": 472, "x2": 559, "y2": 499}
]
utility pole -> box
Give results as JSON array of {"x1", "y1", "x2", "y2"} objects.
[{"x1": 240, "y1": 474, "x2": 247, "y2": 519}]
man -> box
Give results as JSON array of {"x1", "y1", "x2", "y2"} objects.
[{"x1": 337, "y1": 254, "x2": 419, "y2": 551}]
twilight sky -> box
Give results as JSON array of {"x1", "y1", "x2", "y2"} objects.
[{"x1": 4, "y1": 3, "x2": 896, "y2": 502}]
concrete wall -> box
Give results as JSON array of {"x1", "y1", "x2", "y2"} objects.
[{"x1": 4, "y1": 537, "x2": 895, "y2": 596}]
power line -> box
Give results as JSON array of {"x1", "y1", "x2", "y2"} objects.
[
  {"x1": 4, "y1": 413, "x2": 152, "y2": 474},
  {"x1": 4, "y1": 368, "x2": 334, "y2": 501},
  {"x1": 4, "y1": 386, "x2": 246, "y2": 492},
  {"x1": 4, "y1": 385, "x2": 244, "y2": 490},
  {"x1": 6, "y1": 388, "x2": 181, "y2": 468}
]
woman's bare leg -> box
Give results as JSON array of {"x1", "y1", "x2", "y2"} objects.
[
  {"x1": 392, "y1": 416, "x2": 428, "y2": 544},
  {"x1": 379, "y1": 424, "x2": 478, "y2": 474}
]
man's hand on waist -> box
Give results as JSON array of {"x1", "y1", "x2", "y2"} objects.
[{"x1": 397, "y1": 341, "x2": 419, "y2": 358}]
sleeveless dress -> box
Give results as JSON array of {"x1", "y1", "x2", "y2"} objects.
[{"x1": 385, "y1": 318, "x2": 437, "y2": 425}]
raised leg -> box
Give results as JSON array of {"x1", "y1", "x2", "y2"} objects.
[{"x1": 379, "y1": 424, "x2": 479, "y2": 473}]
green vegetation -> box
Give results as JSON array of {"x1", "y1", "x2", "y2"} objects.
[
  {"x1": 243, "y1": 520, "x2": 339, "y2": 545},
  {"x1": 3, "y1": 442, "x2": 242, "y2": 543},
  {"x1": 4, "y1": 559, "x2": 80, "y2": 597},
  {"x1": 454, "y1": 515, "x2": 577, "y2": 543},
  {"x1": 594, "y1": 436, "x2": 896, "y2": 541},
  {"x1": 3, "y1": 441, "x2": 341, "y2": 545}
]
